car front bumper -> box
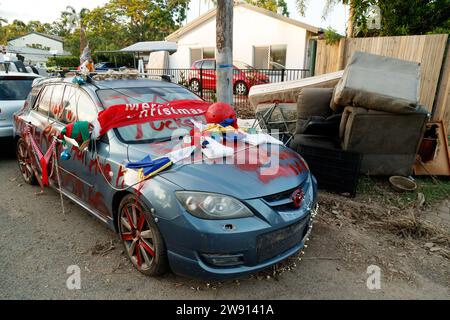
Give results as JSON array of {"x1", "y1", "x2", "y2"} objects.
[{"x1": 164, "y1": 202, "x2": 318, "y2": 280}]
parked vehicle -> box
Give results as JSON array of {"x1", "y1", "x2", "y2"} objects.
[
  {"x1": 188, "y1": 59, "x2": 270, "y2": 96},
  {"x1": 0, "y1": 60, "x2": 29, "y2": 73},
  {"x1": 94, "y1": 62, "x2": 120, "y2": 71},
  {"x1": 0, "y1": 72, "x2": 41, "y2": 138},
  {"x1": 14, "y1": 76, "x2": 317, "y2": 280}
]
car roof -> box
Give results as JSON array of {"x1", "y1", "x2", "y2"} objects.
[
  {"x1": 0, "y1": 71, "x2": 41, "y2": 78},
  {"x1": 34, "y1": 76, "x2": 183, "y2": 90}
]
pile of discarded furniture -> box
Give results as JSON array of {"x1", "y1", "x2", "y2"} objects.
[{"x1": 249, "y1": 51, "x2": 437, "y2": 196}]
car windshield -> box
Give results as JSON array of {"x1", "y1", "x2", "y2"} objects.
[
  {"x1": 0, "y1": 78, "x2": 34, "y2": 100},
  {"x1": 97, "y1": 86, "x2": 206, "y2": 143}
]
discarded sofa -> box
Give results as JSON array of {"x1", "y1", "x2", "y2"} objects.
[{"x1": 250, "y1": 51, "x2": 430, "y2": 177}]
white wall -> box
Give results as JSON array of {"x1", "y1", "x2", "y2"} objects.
[
  {"x1": 169, "y1": 6, "x2": 309, "y2": 69},
  {"x1": 169, "y1": 17, "x2": 217, "y2": 69},
  {"x1": 9, "y1": 33, "x2": 64, "y2": 52}
]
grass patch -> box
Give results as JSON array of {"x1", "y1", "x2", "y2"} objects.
[{"x1": 356, "y1": 175, "x2": 450, "y2": 208}]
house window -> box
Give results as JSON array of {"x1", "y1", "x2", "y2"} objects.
[
  {"x1": 190, "y1": 47, "x2": 216, "y2": 65},
  {"x1": 202, "y1": 47, "x2": 215, "y2": 59},
  {"x1": 253, "y1": 45, "x2": 287, "y2": 69}
]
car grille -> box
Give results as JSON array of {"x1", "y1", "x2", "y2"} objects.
[
  {"x1": 263, "y1": 184, "x2": 304, "y2": 212},
  {"x1": 256, "y1": 215, "x2": 309, "y2": 263},
  {"x1": 263, "y1": 186, "x2": 299, "y2": 203}
]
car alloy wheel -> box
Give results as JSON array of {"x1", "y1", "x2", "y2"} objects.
[
  {"x1": 16, "y1": 138, "x2": 37, "y2": 185},
  {"x1": 190, "y1": 79, "x2": 201, "y2": 93},
  {"x1": 235, "y1": 81, "x2": 248, "y2": 95},
  {"x1": 118, "y1": 194, "x2": 168, "y2": 276}
]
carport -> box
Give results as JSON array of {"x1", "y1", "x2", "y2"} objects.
[{"x1": 96, "y1": 41, "x2": 177, "y2": 69}]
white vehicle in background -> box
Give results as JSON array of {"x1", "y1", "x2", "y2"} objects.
[{"x1": 0, "y1": 71, "x2": 41, "y2": 138}]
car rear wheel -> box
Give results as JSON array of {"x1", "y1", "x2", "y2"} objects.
[
  {"x1": 190, "y1": 78, "x2": 201, "y2": 93},
  {"x1": 118, "y1": 194, "x2": 168, "y2": 276},
  {"x1": 234, "y1": 81, "x2": 248, "y2": 96},
  {"x1": 16, "y1": 138, "x2": 37, "y2": 185}
]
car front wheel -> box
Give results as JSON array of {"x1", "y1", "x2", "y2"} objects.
[{"x1": 118, "y1": 194, "x2": 168, "y2": 276}]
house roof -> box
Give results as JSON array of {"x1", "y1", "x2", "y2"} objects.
[
  {"x1": 120, "y1": 41, "x2": 177, "y2": 53},
  {"x1": 8, "y1": 32, "x2": 64, "y2": 43},
  {"x1": 166, "y1": 2, "x2": 321, "y2": 41}
]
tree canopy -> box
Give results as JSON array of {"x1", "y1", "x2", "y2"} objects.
[{"x1": 295, "y1": 0, "x2": 450, "y2": 37}]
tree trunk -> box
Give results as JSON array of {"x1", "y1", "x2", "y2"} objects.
[
  {"x1": 216, "y1": 0, "x2": 233, "y2": 106},
  {"x1": 80, "y1": 24, "x2": 87, "y2": 55},
  {"x1": 347, "y1": 2, "x2": 354, "y2": 38}
]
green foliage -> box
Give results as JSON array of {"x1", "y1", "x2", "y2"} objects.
[
  {"x1": 1, "y1": 0, "x2": 189, "y2": 52},
  {"x1": 323, "y1": 27, "x2": 344, "y2": 44},
  {"x1": 245, "y1": 0, "x2": 290, "y2": 16},
  {"x1": 376, "y1": 0, "x2": 450, "y2": 36},
  {"x1": 46, "y1": 56, "x2": 80, "y2": 68},
  {"x1": 295, "y1": 0, "x2": 450, "y2": 37},
  {"x1": 277, "y1": 0, "x2": 290, "y2": 17}
]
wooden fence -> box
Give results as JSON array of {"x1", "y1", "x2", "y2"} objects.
[{"x1": 315, "y1": 34, "x2": 450, "y2": 130}]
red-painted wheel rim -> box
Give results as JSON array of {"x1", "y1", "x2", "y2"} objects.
[
  {"x1": 17, "y1": 140, "x2": 34, "y2": 183},
  {"x1": 120, "y1": 202, "x2": 155, "y2": 271}
]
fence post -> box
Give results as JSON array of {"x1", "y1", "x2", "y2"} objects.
[
  {"x1": 200, "y1": 67, "x2": 203, "y2": 99},
  {"x1": 281, "y1": 69, "x2": 285, "y2": 82}
]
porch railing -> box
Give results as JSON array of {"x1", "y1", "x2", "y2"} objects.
[{"x1": 146, "y1": 68, "x2": 310, "y2": 118}]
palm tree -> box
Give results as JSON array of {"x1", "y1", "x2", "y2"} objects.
[
  {"x1": 64, "y1": 6, "x2": 89, "y2": 54},
  {"x1": 295, "y1": 0, "x2": 355, "y2": 37}
]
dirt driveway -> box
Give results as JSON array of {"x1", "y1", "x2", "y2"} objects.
[{"x1": 0, "y1": 141, "x2": 448, "y2": 299}]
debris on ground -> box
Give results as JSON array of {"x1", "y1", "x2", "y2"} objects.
[{"x1": 91, "y1": 240, "x2": 115, "y2": 256}]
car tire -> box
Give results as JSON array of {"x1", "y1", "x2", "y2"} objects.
[
  {"x1": 118, "y1": 194, "x2": 169, "y2": 276},
  {"x1": 190, "y1": 79, "x2": 201, "y2": 93},
  {"x1": 16, "y1": 138, "x2": 37, "y2": 185},
  {"x1": 234, "y1": 81, "x2": 248, "y2": 96}
]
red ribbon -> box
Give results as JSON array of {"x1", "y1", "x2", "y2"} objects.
[{"x1": 26, "y1": 128, "x2": 56, "y2": 186}]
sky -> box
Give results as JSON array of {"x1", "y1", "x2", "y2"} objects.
[{"x1": 0, "y1": 0, "x2": 348, "y2": 34}]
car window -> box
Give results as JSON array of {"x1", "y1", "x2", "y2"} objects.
[
  {"x1": 36, "y1": 85, "x2": 53, "y2": 117},
  {"x1": 0, "y1": 62, "x2": 18, "y2": 72},
  {"x1": 201, "y1": 60, "x2": 215, "y2": 70},
  {"x1": 0, "y1": 77, "x2": 35, "y2": 100},
  {"x1": 97, "y1": 86, "x2": 204, "y2": 143},
  {"x1": 29, "y1": 85, "x2": 43, "y2": 109},
  {"x1": 49, "y1": 85, "x2": 65, "y2": 121},
  {"x1": 62, "y1": 86, "x2": 98, "y2": 123}
]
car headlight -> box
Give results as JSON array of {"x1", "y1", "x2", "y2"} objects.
[{"x1": 175, "y1": 191, "x2": 253, "y2": 220}]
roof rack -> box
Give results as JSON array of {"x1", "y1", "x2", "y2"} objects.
[{"x1": 48, "y1": 69, "x2": 172, "y2": 83}]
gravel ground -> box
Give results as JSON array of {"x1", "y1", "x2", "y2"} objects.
[{"x1": 0, "y1": 140, "x2": 448, "y2": 300}]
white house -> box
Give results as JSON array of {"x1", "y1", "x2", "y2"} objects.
[
  {"x1": 7, "y1": 32, "x2": 69, "y2": 66},
  {"x1": 166, "y1": 2, "x2": 321, "y2": 70},
  {"x1": 8, "y1": 32, "x2": 64, "y2": 53}
]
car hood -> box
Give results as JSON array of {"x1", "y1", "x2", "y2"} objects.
[{"x1": 127, "y1": 140, "x2": 309, "y2": 199}]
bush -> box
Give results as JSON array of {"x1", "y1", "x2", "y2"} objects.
[
  {"x1": 323, "y1": 27, "x2": 344, "y2": 45},
  {"x1": 47, "y1": 56, "x2": 80, "y2": 68}
]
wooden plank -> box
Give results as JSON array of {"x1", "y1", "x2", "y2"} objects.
[
  {"x1": 315, "y1": 34, "x2": 448, "y2": 114},
  {"x1": 433, "y1": 40, "x2": 450, "y2": 122}
]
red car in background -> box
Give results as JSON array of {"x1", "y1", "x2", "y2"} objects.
[{"x1": 188, "y1": 59, "x2": 270, "y2": 96}]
